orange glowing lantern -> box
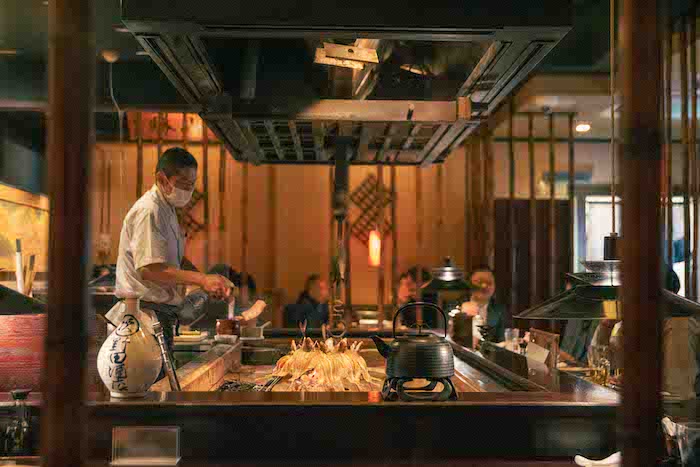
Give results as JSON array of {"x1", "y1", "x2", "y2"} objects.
[{"x1": 369, "y1": 229, "x2": 382, "y2": 267}]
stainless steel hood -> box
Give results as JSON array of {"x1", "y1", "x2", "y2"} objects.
[
  {"x1": 120, "y1": 0, "x2": 572, "y2": 165},
  {"x1": 515, "y1": 260, "x2": 700, "y2": 320}
]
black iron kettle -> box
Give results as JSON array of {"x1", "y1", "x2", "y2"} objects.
[{"x1": 371, "y1": 302, "x2": 454, "y2": 379}]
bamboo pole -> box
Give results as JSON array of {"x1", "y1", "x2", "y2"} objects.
[
  {"x1": 218, "y1": 145, "x2": 226, "y2": 261},
  {"x1": 568, "y1": 114, "x2": 576, "y2": 272},
  {"x1": 621, "y1": 0, "x2": 663, "y2": 462},
  {"x1": 391, "y1": 165, "x2": 398, "y2": 307},
  {"x1": 377, "y1": 165, "x2": 386, "y2": 327},
  {"x1": 202, "y1": 119, "x2": 209, "y2": 271},
  {"x1": 136, "y1": 112, "x2": 143, "y2": 198},
  {"x1": 268, "y1": 166, "x2": 277, "y2": 290},
  {"x1": 548, "y1": 113, "x2": 557, "y2": 297},
  {"x1": 241, "y1": 161, "x2": 249, "y2": 304},
  {"x1": 682, "y1": 18, "x2": 692, "y2": 297},
  {"x1": 666, "y1": 16, "x2": 674, "y2": 270},
  {"x1": 509, "y1": 101, "x2": 517, "y2": 316},
  {"x1": 42, "y1": 0, "x2": 95, "y2": 462},
  {"x1": 528, "y1": 115, "x2": 537, "y2": 303},
  {"x1": 416, "y1": 166, "x2": 423, "y2": 323},
  {"x1": 692, "y1": 10, "x2": 698, "y2": 300}
]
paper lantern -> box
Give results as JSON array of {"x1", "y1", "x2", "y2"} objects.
[{"x1": 369, "y1": 229, "x2": 381, "y2": 267}]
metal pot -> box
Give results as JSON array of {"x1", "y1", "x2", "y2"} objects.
[{"x1": 371, "y1": 302, "x2": 454, "y2": 379}]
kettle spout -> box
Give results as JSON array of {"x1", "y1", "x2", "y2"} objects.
[{"x1": 371, "y1": 335, "x2": 391, "y2": 359}]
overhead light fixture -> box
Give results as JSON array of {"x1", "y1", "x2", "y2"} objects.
[
  {"x1": 575, "y1": 122, "x2": 591, "y2": 133},
  {"x1": 136, "y1": 50, "x2": 149, "y2": 56},
  {"x1": 113, "y1": 25, "x2": 130, "y2": 33},
  {"x1": 368, "y1": 229, "x2": 382, "y2": 267},
  {"x1": 0, "y1": 49, "x2": 19, "y2": 56}
]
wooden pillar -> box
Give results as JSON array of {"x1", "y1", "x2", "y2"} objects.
[
  {"x1": 483, "y1": 124, "x2": 495, "y2": 269},
  {"x1": 182, "y1": 113, "x2": 189, "y2": 151},
  {"x1": 464, "y1": 141, "x2": 472, "y2": 273},
  {"x1": 241, "y1": 162, "x2": 249, "y2": 304},
  {"x1": 328, "y1": 167, "x2": 335, "y2": 329},
  {"x1": 508, "y1": 102, "x2": 517, "y2": 316},
  {"x1": 415, "y1": 166, "x2": 423, "y2": 323},
  {"x1": 568, "y1": 114, "x2": 576, "y2": 273},
  {"x1": 692, "y1": 10, "x2": 699, "y2": 300},
  {"x1": 344, "y1": 218, "x2": 352, "y2": 317},
  {"x1": 156, "y1": 113, "x2": 164, "y2": 158},
  {"x1": 621, "y1": 0, "x2": 663, "y2": 463},
  {"x1": 136, "y1": 112, "x2": 143, "y2": 198},
  {"x1": 436, "y1": 164, "x2": 444, "y2": 257},
  {"x1": 665, "y1": 16, "x2": 674, "y2": 269},
  {"x1": 528, "y1": 115, "x2": 537, "y2": 304},
  {"x1": 42, "y1": 0, "x2": 95, "y2": 463},
  {"x1": 377, "y1": 165, "x2": 386, "y2": 326},
  {"x1": 391, "y1": 166, "x2": 398, "y2": 307},
  {"x1": 218, "y1": 145, "x2": 226, "y2": 261},
  {"x1": 682, "y1": 18, "x2": 692, "y2": 297},
  {"x1": 472, "y1": 135, "x2": 483, "y2": 266},
  {"x1": 268, "y1": 166, "x2": 277, "y2": 290},
  {"x1": 548, "y1": 113, "x2": 557, "y2": 296},
  {"x1": 202, "y1": 119, "x2": 209, "y2": 271}
]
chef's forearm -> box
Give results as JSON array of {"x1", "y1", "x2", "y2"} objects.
[{"x1": 140, "y1": 263, "x2": 205, "y2": 287}]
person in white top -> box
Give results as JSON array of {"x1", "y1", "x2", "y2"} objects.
[{"x1": 108, "y1": 147, "x2": 264, "y2": 353}]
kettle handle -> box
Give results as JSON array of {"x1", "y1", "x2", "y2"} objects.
[{"x1": 392, "y1": 302, "x2": 447, "y2": 338}]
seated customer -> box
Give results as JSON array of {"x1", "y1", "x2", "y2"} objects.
[
  {"x1": 293, "y1": 274, "x2": 330, "y2": 328},
  {"x1": 395, "y1": 266, "x2": 434, "y2": 328},
  {"x1": 460, "y1": 265, "x2": 506, "y2": 343}
]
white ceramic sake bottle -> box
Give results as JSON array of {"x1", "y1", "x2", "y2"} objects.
[{"x1": 97, "y1": 298, "x2": 163, "y2": 398}]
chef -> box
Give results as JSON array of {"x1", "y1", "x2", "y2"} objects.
[
  {"x1": 107, "y1": 147, "x2": 264, "y2": 354},
  {"x1": 460, "y1": 266, "x2": 506, "y2": 344}
]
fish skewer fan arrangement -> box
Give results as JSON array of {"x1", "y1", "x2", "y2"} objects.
[{"x1": 270, "y1": 338, "x2": 378, "y2": 391}]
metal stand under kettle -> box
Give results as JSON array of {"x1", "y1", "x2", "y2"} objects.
[{"x1": 371, "y1": 302, "x2": 458, "y2": 401}]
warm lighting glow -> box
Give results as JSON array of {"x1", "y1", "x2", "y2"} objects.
[
  {"x1": 575, "y1": 122, "x2": 591, "y2": 133},
  {"x1": 369, "y1": 230, "x2": 382, "y2": 267}
]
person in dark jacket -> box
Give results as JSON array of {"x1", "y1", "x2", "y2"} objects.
[
  {"x1": 292, "y1": 274, "x2": 330, "y2": 328},
  {"x1": 461, "y1": 265, "x2": 506, "y2": 343}
]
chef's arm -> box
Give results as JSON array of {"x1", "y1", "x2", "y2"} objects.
[{"x1": 140, "y1": 263, "x2": 232, "y2": 297}]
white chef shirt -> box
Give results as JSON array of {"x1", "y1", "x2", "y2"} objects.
[{"x1": 114, "y1": 185, "x2": 185, "y2": 306}]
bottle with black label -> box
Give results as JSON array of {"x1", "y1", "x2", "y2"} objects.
[{"x1": 5, "y1": 389, "x2": 32, "y2": 456}]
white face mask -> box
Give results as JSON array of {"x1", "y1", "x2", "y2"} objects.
[{"x1": 162, "y1": 180, "x2": 193, "y2": 208}]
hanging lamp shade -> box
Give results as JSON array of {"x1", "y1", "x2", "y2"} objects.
[{"x1": 369, "y1": 229, "x2": 381, "y2": 267}]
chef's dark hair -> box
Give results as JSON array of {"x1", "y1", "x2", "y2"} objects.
[
  {"x1": 399, "y1": 266, "x2": 431, "y2": 284},
  {"x1": 156, "y1": 147, "x2": 198, "y2": 177},
  {"x1": 304, "y1": 274, "x2": 322, "y2": 292}
]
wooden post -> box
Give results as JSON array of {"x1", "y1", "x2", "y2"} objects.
[
  {"x1": 268, "y1": 166, "x2": 277, "y2": 291},
  {"x1": 42, "y1": 0, "x2": 95, "y2": 463},
  {"x1": 691, "y1": 10, "x2": 698, "y2": 300},
  {"x1": 436, "y1": 164, "x2": 444, "y2": 257},
  {"x1": 483, "y1": 124, "x2": 495, "y2": 269},
  {"x1": 621, "y1": 0, "x2": 663, "y2": 463},
  {"x1": 391, "y1": 165, "x2": 398, "y2": 307},
  {"x1": 682, "y1": 18, "x2": 692, "y2": 298},
  {"x1": 241, "y1": 161, "x2": 249, "y2": 304},
  {"x1": 666, "y1": 16, "x2": 674, "y2": 271},
  {"x1": 202, "y1": 118, "x2": 209, "y2": 271},
  {"x1": 218, "y1": 145, "x2": 226, "y2": 261},
  {"x1": 509, "y1": 102, "x2": 517, "y2": 316},
  {"x1": 136, "y1": 112, "x2": 143, "y2": 198},
  {"x1": 328, "y1": 167, "x2": 335, "y2": 329},
  {"x1": 472, "y1": 135, "x2": 483, "y2": 265},
  {"x1": 548, "y1": 113, "x2": 557, "y2": 297},
  {"x1": 344, "y1": 218, "x2": 352, "y2": 317},
  {"x1": 528, "y1": 114, "x2": 537, "y2": 304},
  {"x1": 156, "y1": 113, "x2": 164, "y2": 158},
  {"x1": 568, "y1": 114, "x2": 576, "y2": 273},
  {"x1": 377, "y1": 165, "x2": 386, "y2": 327},
  {"x1": 182, "y1": 112, "x2": 189, "y2": 150},
  {"x1": 465, "y1": 140, "x2": 472, "y2": 273}
]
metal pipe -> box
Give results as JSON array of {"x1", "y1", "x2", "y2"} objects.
[
  {"x1": 682, "y1": 18, "x2": 692, "y2": 298},
  {"x1": 621, "y1": 0, "x2": 663, "y2": 463},
  {"x1": 549, "y1": 113, "x2": 557, "y2": 297},
  {"x1": 568, "y1": 114, "x2": 576, "y2": 274},
  {"x1": 42, "y1": 0, "x2": 95, "y2": 462},
  {"x1": 666, "y1": 15, "x2": 674, "y2": 271},
  {"x1": 528, "y1": 114, "x2": 537, "y2": 304},
  {"x1": 152, "y1": 322, "x2": 181, "y2": 391}
]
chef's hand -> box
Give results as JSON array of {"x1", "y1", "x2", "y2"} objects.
[
  {"x1": 201, "y1": 274, "x2": 234, "y2": 300},
  {"x1": 461, "y1": 301, "x2": 479, "y2": 317},
  {"x1": 240, "y1": 300, "x2": 266, "y2": 322}
]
